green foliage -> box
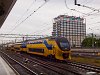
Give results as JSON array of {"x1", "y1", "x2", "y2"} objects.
[
  {"x1": 96, "y1": 38, "x2": 100, "y2": 47},
  {"x1": 82, "y1": 37, "x2": 100, "y2": 48}
]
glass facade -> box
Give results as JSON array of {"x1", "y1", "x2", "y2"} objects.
[{"x1": 52, "y1": 15, "x2": 86, "y2": 47}]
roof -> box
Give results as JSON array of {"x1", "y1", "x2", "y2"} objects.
[{"x1": 0, "y1": 0, "x2": 17, "y2": 27}]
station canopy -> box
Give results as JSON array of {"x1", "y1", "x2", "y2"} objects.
[{"x1": 0, "y1": 0, "x2": 17, "y2": 28}]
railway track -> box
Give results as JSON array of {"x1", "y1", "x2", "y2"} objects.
[
  {"x1": 0, "y1": 51, "x2": 38, "y2": 75},
  {"x1": 25, "y1": 54, "x2": 100, "y2": 75},
  {"x1": 20, "y1": 52, "x2": 100, "y2": 75},
  {"x1": 72, "y1": 53, "x2": 100, "y2": 60},
  {"x1": 19, "y1": 53, "x2": 83, "y2": 75},
  {"x1": 1, "y1": 49, "x2": 100, "y2": 75},
  {"x1": 0, "y1": 49, "x2": 84, "y2": 75},
  {"x1": 66, "y1": 60, "x2": 100, "y2": 74}
]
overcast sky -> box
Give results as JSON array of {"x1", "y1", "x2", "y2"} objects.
[{"x1": 0, "y1": 0, "x2": 100, "y2": 41}]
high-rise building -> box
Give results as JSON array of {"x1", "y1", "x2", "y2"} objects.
[{"x1": 52, "y1": 15, "x2": 86, "y2": 47}]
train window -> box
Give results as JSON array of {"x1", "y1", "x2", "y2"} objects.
[
  {"x1": 55, "y1": 37, "x2": 70, "y2": 51},
  {"x1": 48, "y1": 37, "x2": 55, "y2": 40},
  {"x1": 29, "y1": 48, "x2": 44, "y2": 53},
  {"x1": 28, "y1": 41, "x2": 43, "y2": 44},
  {"x1": 60, "y1": 42, "x2": 70, "y2": 50},
  {"x1": 21, "y1": 45, "x2": 26, "y2": 48},
  {"x1": 60, "y1": 42, "x2": 68, "y2": 48}
]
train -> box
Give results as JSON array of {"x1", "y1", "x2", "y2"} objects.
[{"x1": 6, "y1": 37, "x2": 71, "y2": 60}]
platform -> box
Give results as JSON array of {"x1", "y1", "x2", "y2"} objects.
[{"x1": 0, "y1": 56, "x2": 16, "y2": 75}]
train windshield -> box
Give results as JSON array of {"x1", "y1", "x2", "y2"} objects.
[
  {"x1": 55, "y1": 37, "x2": 70, "y2": 51},
  {"x1": 60, "y1": 42, "x2": 70, "y2": 50}
]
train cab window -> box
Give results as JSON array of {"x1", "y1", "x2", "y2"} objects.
[
  {"x1": 55, "y1": 37, "x2": 70, "y2": 51},
  {"x1": 60, "y1": 42, "x2": 70, "y2": 50}
]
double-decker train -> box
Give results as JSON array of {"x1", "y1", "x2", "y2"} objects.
[{"x1": 6, "y1": 37, "x2": 71, "y2": 60}]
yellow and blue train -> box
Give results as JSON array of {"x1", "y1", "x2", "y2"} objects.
[{"x1": 8, "y1": 37, "x2": 71, "y2": 60}]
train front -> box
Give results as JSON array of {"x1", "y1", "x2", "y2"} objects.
[{"x1": 55, "y1": 37, "x2": 71, "y2": 60}]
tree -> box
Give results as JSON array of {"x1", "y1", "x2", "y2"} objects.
[
  {"x1": 82, "y1": 37, "x2": 97, "y2": 48},
  {"x1": 97, "y1": 39, "x2": 100, "y2": 47}
]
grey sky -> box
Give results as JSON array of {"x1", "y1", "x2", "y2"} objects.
[{"x1": 0, "y1": 0, "x2": 100, "y2": 37}]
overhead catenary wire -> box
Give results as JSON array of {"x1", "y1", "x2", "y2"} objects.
[
  {"x1": 64, "y1": 0, "x2": 92, "y2": 16},
  {"x1": 65, "y1": 0, "x2": 100, "y2": 18},
  {"x1": 33, "y1": 26, "x2": 52, "y2": 35},
  {"x1": 8, "y1": 0, "x2": 50, "y2": 33},
  {"x1": 13, "y1": 0, "x2": 36, "y2": 27},
  {"x1": 87, "y1": 13, "x2": 100, "y2": 20},
  {"x1": 0, "y1": 24, "x2": 51, "y2": 40},
  {"x1": 1, "y1": 0, "x2": 50, "y2": 41},
  {"x1": 0, "y1": 33, "x2": 49, "y2": 42},
  {"x1": 0, "y1": 0, "x2": 37, "y2": 41},
  {"x1": 80, "y1": 0, "x2": 94, "y2": 5},
  {"x1": 2, "y1": 0, "x2": 100, "y2": 42},
  {"x1": 1, "y1": 0, "x2": 52, "y2": 43},
  {"x1": 64, "y1": 0, "x2": 100, "y2": 35},
  {"x1": 0, "y1": 34, "x2": 47, "y2": 36},
  {"x1": 82, "y1": 11, "x2": 97, "y2": 17},
  {"x1": 85, "y1": 10, "x2": 100, "y2": 17},
  {"x1": 74, "y1": 0, "x2": 100, "y2": 18},
  {"x1": 87, "y1": 21, "x2": 100, "y2": 28},
  {"x1": 79, "y1": 0, "x2": 98, "y2": 18},
  {"x1": 82, "y1": 5, "x2": 100, "y2": 12},
  {"x1": 64, "y1": 0, "x2": 85, "y2": 15},
  {"x1": 32, "y1": 23, "x2": 50, "y2": 33},
  {"x1": 75, "y1": 0, "x2": 100, "y2": 13}
]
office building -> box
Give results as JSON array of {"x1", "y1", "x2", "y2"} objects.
[{"x1": 52, "y1": 15, "x2": 86, "y2": 47}]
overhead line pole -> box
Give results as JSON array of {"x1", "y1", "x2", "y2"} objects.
[{"x1": 74, "y1": 0, "x2": 80, "y2": 6}]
